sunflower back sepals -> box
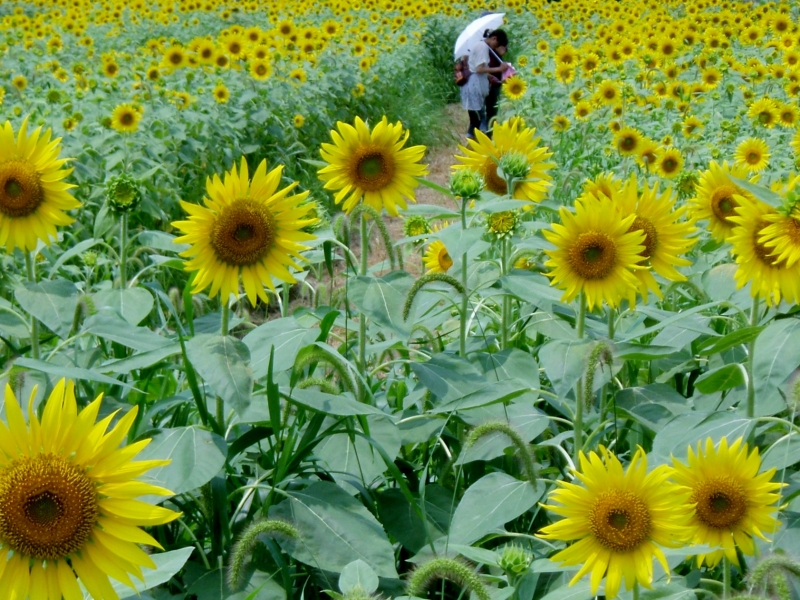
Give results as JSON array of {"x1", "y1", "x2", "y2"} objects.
[
  {"x1": 403, "y1": 273, "x2": 465, "y2": 321},
  {"x1": 465, "y1": 421, "x2": 537, "y2": 484},
  {"x1": 227, "y1": 519, "x2": 299, "y2": 591},
  {"x1": 406, "y1": 557, "x2": 491, "y2": 600}
]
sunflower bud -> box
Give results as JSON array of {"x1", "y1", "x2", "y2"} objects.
[
  {"x1": 81, "y1": 250, "x2": 98, "y2": 267},
  {"x1": 499, "y1": 151, "x2": 530, "y2": 182},
  {"x1": 486, "y1": 210, "x2": 519, "y2": 240},
  {"x1": 450, "y1": 169, "x2": 484, "y2": 199},
  {"x1": 403, "y1": 215, "x2": 431, "y2": 238},
  {"x1": 499, "y1": 544, "x2": 533, "y2": 577},
  {"x1": 106, "y1": 174, "x2": 142, "y2": 213}
]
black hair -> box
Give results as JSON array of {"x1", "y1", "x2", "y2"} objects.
[{"x1": 487, "y1": 29, "x2": 508, "y2": 47}]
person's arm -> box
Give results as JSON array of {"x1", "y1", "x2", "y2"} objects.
[{"x1": 475, "y1": 62, "x2": 511, "y2": 74}]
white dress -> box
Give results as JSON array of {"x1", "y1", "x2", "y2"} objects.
[{"x1": 460, "y1": 40, "x2": 490, "y2": 111}]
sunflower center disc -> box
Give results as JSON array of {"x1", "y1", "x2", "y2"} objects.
[
  {"x1": 483, "y1": 161, "x2": 509, "y2": 196},
  {"x1": 662, "y1": 158, "x2": 678, "y2": 174},
  {"x1": 0, "y1": 159, "x2": 46, "y2": 218},
  {"x1": 569, "y1": 232, "x2": 617, "y2": 280},
  {"x1": 352, "y1": 147, "x2": 396, "y2": 192},
  {"x1": 692, "y1": 476, "x2": 747, "y2": 529},
  {"x1": 710, "y1": 185, "x2": 739, "y2": 223},
  {"x1": 438, "y1": 247, "x2": 453, "y2": 271},
  {"x1": 620, "y1": 136, "x2": 636, "y2": 152},
  {"x1": 0, "y1": 454, "x2": 98, "y2": 560},
  {"x1": 211, "y1": 199, "x2": 276, "y2": 266},
  {"x1": 590, "y1": 490, "x2": 652, "y2": 552},
  {"x1": 747, "y1": 152, "x2": 760, "y2": 164},
  {"x1": 629, "y1": 216, "x2": 659, "y2": 259},
  {"x1": 121, "y1": 112, "x2": 135, "y2": 126},
  {"x1": 752, "y1": 223, "x2": 782, "y2": 267}
]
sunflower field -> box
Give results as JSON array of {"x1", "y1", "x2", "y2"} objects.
[{"x1": 2, "y1": 0, "x2": 800, "y2": 598}]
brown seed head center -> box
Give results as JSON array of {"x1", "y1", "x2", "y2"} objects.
[
  {"x1": 210, "y1": 198, "x2": 275, "y2": 266},
  {"x1": 692, "y1": 476, "x2": 747, "y2": 529},
  {"x1": 568, "y1": 231, "x2": 617, "y2": 280},
  {"x1": 590, "y1": 489, "x2": 652, "y2": 551},
  {"x1": 0, "y1": 159, "x2": 46, "y2": 218}
]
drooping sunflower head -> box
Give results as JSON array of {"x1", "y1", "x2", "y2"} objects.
[
  {"x1": 735, "y1": 137, "x2": 771, "y2": 173},
  {"x1": 423, "y1": 239, "x2": 452, "y2": 273},
  {"x1": 173, "y1": 158, "x2": 319, "y2": 305},
  {"x1": 672, "y1": 437, "x2": 784, "y2": 568},
  {"x1": 0, "y1": 117, "x2": 79, "y2": 252},
  {"x1": 318, "y1": 116, "x2": 428, "y2": 216},
  {"x1": 454, "y1": 119, "x2": 554, "y2": 204},
  {"x1": 486, "y1": 210, "x2": 519, "y2": 240},
  {"x1": 0, "y1": 379, "x2": 180, "y2": 598},
  {"x1": 543, "y1": 195, "x2": 647, "y2": 310},
  {"x1": 728, "y1": 198, "x2": 800, "y2": 305},
  {"x1": 539, "y1": 446, "x2": 693, "y2": 599}
]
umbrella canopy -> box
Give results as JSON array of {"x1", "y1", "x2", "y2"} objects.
[{"x1": 453, "y1": 13, "x2": 505, "y2": 60}]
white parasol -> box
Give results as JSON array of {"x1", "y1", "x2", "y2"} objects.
[{"x1": 453, "y1": 13, "x2": 505, "y2": 59}]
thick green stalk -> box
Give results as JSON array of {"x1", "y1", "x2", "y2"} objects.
[
  {"x1": 119, "y1": 213, "x2": 128, "y2": 289},
  {"x1": 501, "y1": 237, "x2": 511, "y2": 349},
  {"x1": 601, "y1": 306, "x2": 616, "y2": 419},
  {"x1": 358, "y1": 214, "x2": 368, "y2": 373},
  {"x1": 281, "y1": 282, "x2": 290, "y2": 318},
  {"x1": 221, "y1": 300, "x2": 230, "y2": 336},
  {"x1": 746, "y1": 297, "x2": 760, "y2": 418},
  {"x1": 574, "y1": 293, "x2": 587, "y2": 461},
  {"x1": 722, "y1": 556, "x2": 732, "y2": 599},
  {"x1": 633, "y1": 582, "x2": 640, "y2": 600},
  {"x1": 459, "y1": 196, "x2": 469, "y2": 357},
  {"x1": 25, "y1": 252, "x2": 40, "y2": 360}
]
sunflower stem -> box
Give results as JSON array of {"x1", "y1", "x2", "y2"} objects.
[
  {"x1": 723, "y1": 556, "x2": 732, "y2": 599},
  {"x1": 501, "y1": 237, "x2": 511, "y2": 349},
  {"x1": 25, "y1": 252, "x2": 40, "y2": 360},
  {"x1": 746, "y1": 296, "x2": 760, "y2": 419},
  {"x1": 633, "y1": 581, "x2": 640, "y2": 600},
  {"x1": 358, "y1": 214, "x2": 369, "y2": 377},
  {"x1": 281, "y1": 282, "x2": 290, "y2": 318},
  {"x1": 574, "y1": 293, "x2": 587, "y2": 461},
  {"x1": 119, "y1": 213, "x2": 128, "y2": 289},
  {"x1": 221, "y1": 299, "x2": 230, "y2": 336},
  {"x1": 460, "y1": 196, "x2": 469, "y2": 358}
]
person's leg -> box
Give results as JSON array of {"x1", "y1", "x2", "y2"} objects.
[
  {"x1": 485, "y1": 87, "x2": 500, "y2": 137},
  {"x1": 467, "y1": 110, "x2": 482, "y2": 138}
]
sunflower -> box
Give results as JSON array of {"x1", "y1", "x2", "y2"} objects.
[
  {"x1": 102, "y1": 60, "x2": 119, "y2": 78},
  {"x1": 792, "y1": 129, "x2": 800, "y2": 156},
  {"x1": 110, "y1": 103, "x2": 141, "y2": 133},
  {"x1": 777, "y1": 102, "x2": 800, "y2": 128},
  {"x1": 423, "y1": 239, "x2": 452, "y2": 273},
  {"x1": 538, "y1": 447, "x2": 692, "y2": 599},
  {"x1": 250, "y1": 59, "x2": 272, "y2": 81},
  {"x1": 146, "y1": 66, "x2": 160, "y2": 81},
  {"x1": 596, "y1": 79, "x2": 621, "y2": 105},
  {"x1": 0, "y1": 117, "x2": 79, "y2": 252},
  {"x1": 690, "y1": 161, "x2": 756, "y2": 243},
  {"x1": 729, "y1": 197, "x2": 800, "y2": 305},
  {"x1": 162, "y1": 45, "x2": 186, "y2": 70},
  {"x1": 614, "y1": 174, "x2": 698, "y2": 304},
  {"x1": 682, "y1": 115, "x2": 703, "y2": 137},
  {"x1": 553, "y1": 115, "x2": 571, "y2": 132},
  {"x1": 747, "y1": 97, "x2": 779, "y2": 128},
  {"x1": 701, "y1": 67, "x2": 722, "y2": 89},
  {"x1": 734, "y1": 137, "x2": 771, "y2": 172},
  {"x1": 212, "y1": 83, "x2": 230, "y2": 103},
  {"x1": 288, "y1": 67, "x2": 306, "y2": 83},
  {"x1": 317, "y1": 116, "x2": 427, "y2": 216},
  {"x1": 654, "y1": 147, "x2": 683, "y2": 179},
  {"x1": 503, "y1": 76, "x2": 527, "y2": 100},
  {"x1": 636, "y1": 139, "x2": 660, "y2": 171},
  {"x1": 0, "y1": 379, "x2": 180, "y2": 599},
  {"x1": 671, "y1": 437, "x2": 784, "y2": 568},
  {"x1": 293, "y1": 114, "x2": 304, "y2": 128},
  {"x1": 758, "y1": 176, "x2": 800, "y2": 266},
  {"x1": 173, "y1": 158, "x2": 318, "y2": 305},
  {"x1": 196, "y1": 39, "x2": 216, "y2": 64},
  {"x1": 454, "y1": 119, "x2": 554, "y2": 204},
  {"x1": 614, "y1": 126, "x2": 643, "y2": 157},
  {"x1": 555, "y1": 64, "x2": 575, "y2": 84},
  {"x1": 543, "y1": 195, "x2": 646, "y2": 310},
  {"x1": 574, "y1": 101, "x2": 592, "y2": 120}
]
